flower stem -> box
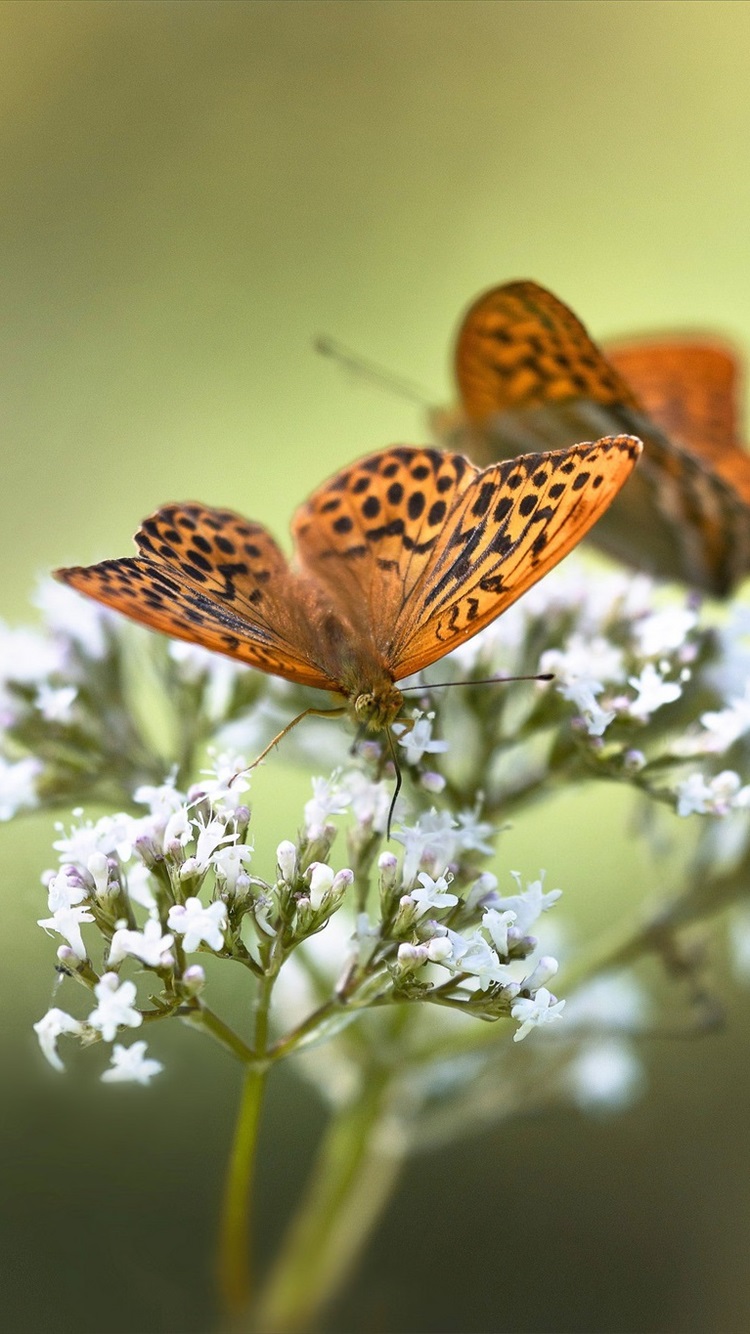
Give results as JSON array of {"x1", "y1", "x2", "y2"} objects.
[
  {"x1": 252, "y1": 1065, "x2": 404, "y2": 1334},
  {"x1": 217, "y1": 1062, "x2": 268, "y2": 1324}
]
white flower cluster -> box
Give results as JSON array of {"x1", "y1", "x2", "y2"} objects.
[{"x1": 34, "y1": 752, "x2": 257, "y2": 1082}]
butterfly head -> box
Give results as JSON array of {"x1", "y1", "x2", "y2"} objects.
[{"x1": 349, "y1": 679, "x2": 404, "y2": 734}]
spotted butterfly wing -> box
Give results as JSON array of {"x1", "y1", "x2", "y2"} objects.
[
  {"x1": 605, "y1": 336, "x2": 750, "y2": 501},
  {"x1": 56, "y1": 503, "x2": 336, "y2": 690},
  {"x1": 293, "y1": 438, "x2": 642, "y2": 680},
  {"x1": 439, "y1": 279, "x2": 750, "y2": 595}
]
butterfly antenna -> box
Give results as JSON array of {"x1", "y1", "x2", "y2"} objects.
[
  {"x1": 314, "y1": 334, "x2": 434, "y2": 407},
  {"x1": 385, "y1": 726, "x2": 403, "y2": 841},
  {"x1": 400, "y1": 672, "x2": 554, "y2": 692}
]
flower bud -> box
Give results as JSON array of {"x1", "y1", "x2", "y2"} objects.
[
  {"x1": 392, "y1": 895, "x2": 419, "y2": 937},
  {"x1": 420, "y1": 771, "x2": 446, "y2": 794},
  {"x1": 522, "y1": 955, "x2": 559, "y2": 994},
  {"x1": 276, "y1": 840, "x2": 297, "y2": 884},
  {"x1": 426, "y1": 936, "x2": 453, "y2": 964},
  {"x1": 182, "y1": 964, "x2": 206, "y2": 995},
  {"x1": 307, "y1": 862, "x2": 334, "y2": 910},
  {"x1": 87, "y1": 852, "x2": 109, "y2": 898},
  {"x1": 396, "y1": 942, "x2": 428, "y2": 973}
]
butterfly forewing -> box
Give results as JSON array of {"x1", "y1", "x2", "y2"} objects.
[
  {"x1": 455, "y1": 280, "x2": 639, "y2": 422},
  {"x1": 388, "y1": 436, "x2": 642, "y2": 679},
  {"x1": 56, "y1": 504, "x2": 336, "y2": 691}
]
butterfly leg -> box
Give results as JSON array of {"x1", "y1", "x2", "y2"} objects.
[{"x1": 240, "y1": 705, "x2": 347, "y2": 776}]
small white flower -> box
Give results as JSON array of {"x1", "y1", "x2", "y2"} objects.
[
  {"x1": 38, "y1": 903, "x2": 94, "y2": 959},
  {"x1": 394, "y1": 711, "x2": 449, "y2": 766},
  {"x1": 108, "y1": 919, "x2": 174, "y2": 968},
  {"x1": 162, "y1": 805, "x2": 193, "y2": 850},
  {"x1": 88, "y1": 973, "x2": 142, "y2": 1042},
  {"x1": 511, "y1": 986, "x2": 566, "y2": 1041},
  {"x1": 393, "y1": 808, "x2": 457, "y2": 885},
  {"x1": 134, "y1": 780, "x2": 186, "y2": 819},
  {"x1": 494, "y1": 873, "x2": 562, "y2": 936},
  {"x1": 193, "y1": 817, "x2": 234, "y2": 870},
  {"x1": 167, "y1": 897, "x2": 227, "y2": 952},
  {"x1": 101, "y1": 1041, "x2": 164, "y2": 1085},
  {"x1": 189, "y1": 750, "x2": 251, "y2": 812},
  {"x1": 407, "y1": 872, "x2": 458, "y2": 919},
  {"x1": 444, "y1": 928, "x2": 512, "y2": 990},
  {"x1": 211, "y1": 842, "x2": 253, "y2": 892},
  {"x1": 35, "y1": 683, "x2": 78, "y2": 723},
  {"x1": 558, "y1": 679, "x2": 615, "y2": 737},
  {"x1": 541, "y1": 634, "x2": 626, "y2": 689},
  {"x1": 626, "y1": 664, "x2": 682, "y2": 720},
  {"x1": 634, "y1": 606, "x2": 697, "y2": 658},
  {"x1": 455, "y1": 807, "x2": 495, "y2": 855},
  {"x1": 125, "y1": 863, "x2": 157, "y2": 911},
  {"x1": 482, "y1": 907, "x2": 516, "y2": 957},
  {"x1": 46, "y1": 867, "x2": 86, "y2": 912},
  {"x1": 304, "y1": 775, "x2": 350, "y2": 839},
  {"x1": 340, "y1": 771, "x2": 391, "y2": 832},
  {"x1": 0, "y1": 755, "x2": 41, "y2": 820},
  {"x1": 675, "y1": 769, "x2": 750, "y2": 817},
  {"x1": 33, "y1": 1008, "x2": 83, "y2": 1071}
]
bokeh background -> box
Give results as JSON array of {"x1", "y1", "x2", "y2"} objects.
[{"x1": 3, "y1": 3, "x2": 750, "y2": 1330}]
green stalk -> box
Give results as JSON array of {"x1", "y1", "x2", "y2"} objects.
[
  {"x1": 217, "y1": 977, "x2": 274, "y2": 1324},
  {"x1": 218, "y1": 1063, "x2": 268, "y2": 1322},
  {"x1": 252, "y1": 1066, "x2": 405, "y2": 1334}
]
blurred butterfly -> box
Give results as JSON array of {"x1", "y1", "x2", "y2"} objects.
[
  {"x1": 436, "y1": 280, "x2": 750, "y2": 596},
  {"x1": 55, "y1": 440, "x2": 641, "y2": 778}
]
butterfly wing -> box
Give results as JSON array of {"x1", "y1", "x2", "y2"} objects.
[
  {"x1": 292, "y1": 439, "x2": 642, "y2": 682},
  {"x1": 443, "y1": 280, "x2": 750, "y2": 595},
  {"x1": 55, "y1": 503, "x2": 337, "y2": 690},
  {"x1": 605, "y1": 337, "x2": 750, "y2": 501}
]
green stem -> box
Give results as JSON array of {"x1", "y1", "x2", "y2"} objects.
[
  {"x1": 217, "y1": 975, "x2": 274, "y2": 1324},
  {"x1": 218, "y1": 1063, "x2": 268, "y2": 1322},
  {"x1": 253, "y1": 1066, "x2": 404, "y2": 1334}
]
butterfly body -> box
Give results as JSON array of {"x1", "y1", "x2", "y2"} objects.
[
  {"x1": 55, "y1": 439, "x2": 642, "y2": 734},
  {"x1": 442, "y1": 280, "x2": 750, "y2": 596}
]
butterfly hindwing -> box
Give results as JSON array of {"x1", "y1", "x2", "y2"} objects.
[{"x1": 56, "y1": 504, "x2": 336, "y2": 690}]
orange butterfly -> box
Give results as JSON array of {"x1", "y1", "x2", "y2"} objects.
[
  {"x1": 438, "y1": 280, "x2": 750, "y2": 596},
  {"x1": 55, "y1": 441, "x2": 641, "y2": 760}
]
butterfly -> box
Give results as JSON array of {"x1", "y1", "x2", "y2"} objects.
[
  {"x1": 55, "y1": 440, "x2": 641, "y2": 787},
  {"x1": 436, "y1": 280, "x2": 750, "y2": 596}
]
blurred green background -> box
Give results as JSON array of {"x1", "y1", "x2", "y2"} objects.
[{"x1": 3, "y1": 2, "x2": 750, "y2": 1330}]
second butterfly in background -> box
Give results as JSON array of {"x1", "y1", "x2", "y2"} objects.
[{"x1": 436, "y1": 280, "x2": 750, "y2": 596}]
